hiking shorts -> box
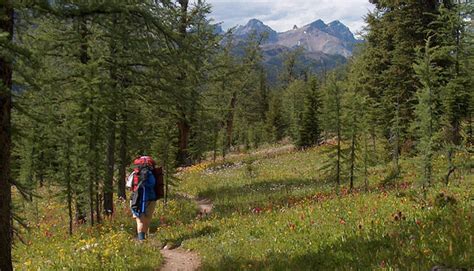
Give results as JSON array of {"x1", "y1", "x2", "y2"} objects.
[{"x1": 133, "y1": 200, "x2": 157, "y2": 219}]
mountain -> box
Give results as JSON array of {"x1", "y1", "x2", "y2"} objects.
[
  {"x1": 234, "y1": 19, "x2": 278, "y2": 43},
  {"x1": 230, "y1": 18, "x2": 359, "y2": 58},
  {"x1": 276, "y1": 19, "x2": 355, "y2": 58},
  {"x1": 213, "y1": 24, "x2": 224, "y2": 35},
  {"x1": 221, "y1": 19, "x2": 360, "y2": 84}
]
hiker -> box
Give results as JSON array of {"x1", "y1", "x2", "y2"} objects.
[{"x1": 127, "y1": 156, "x2": 164, "y2": 241}]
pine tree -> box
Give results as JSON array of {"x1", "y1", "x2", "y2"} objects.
[
  {"x1": 321, "y1": 72, "x2": 345, "y2": 192},
  {"x1": 432, "y1": 2, "x2": 473, "y2": 184},
  {"x1": 413, "y1": 38, "x2": 441, "y2": 188},
  {"x1": 266, "y1": 94, "x2": 286, "y2": 142},
  {"x1": 298, "y1": 75, "x2": 321, "y2": 149},
  {"x1": 282, "y1": 79, "x2": 306, "y2": 143}
]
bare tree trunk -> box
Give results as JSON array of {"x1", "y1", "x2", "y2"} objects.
[
  {"x1": 349, "y1": 128, "x2": 356, "y2": 191},
  {"x1": 335, "y1": 86, "x2": 342, "y2": 192},
  {"x1": 93, "y1": 115, "x2": 101, "y2": 224},
  {"x1": 117, "y1": 113, "x2": 127, "y2": 200},
  {"x1": 88, "y1": 109, "x2": 96, "y2": 226},
  {"x1": 225, "y1": 91, "x2": 237, "y2": 150},
  {"x1": 363, "y1": 134, "x2": 369, "y2": 191},
  {"x1": 177, "y1": 119, "x2": 191, "y2": 165},
  {"x1": 0, "y1": 2, "x2": 13, "y2": 269},
  {"x1": 336, "y1": 127, "x2": 341, "y2": 189},
  {"x1": 103, "y1": 113, "x2": 116, "y2": 215},
  {"x1": 65, "y1": 139, "x2": 73, "y2": 236},
  {"x1": 212, "y1": 128, "x2": 218, "y2": 163}
]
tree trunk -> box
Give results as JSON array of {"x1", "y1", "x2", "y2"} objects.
[
  {"x1": 73, "y1": 16, "x2": 90, "y2": 225},
  {"x1": 75, "y1": 196, "x2": 87, "y2": 224},
  {"x1": 88, "y1": 108, "x2": 96, "y2": 226},
  {"x1": 176, "y1": 0, "x2": 191, "y2": 167},
  {"x1": 177, "y1": 119, "x2": 191, "y2": 166},
  {"x1": 225, "y1": 91, "x2": 237, "y2": 151},
  {"x1": 349, "y1": 127, "x2": 356, "y2": 191},
  {"x1": 117, "y1": 113, "x2": 127, "y2": 200},
  {"x1": 363, "y1": 134, "x2": 369, "y2": 191},
  {"x1": 65, "y1": 139, "x2": 73, "y2": 236},
  {"x1": 335, "y1": 85, "x2": 341, "y2": 191},
  {"x1": 92, "y1": 115, "x2": 101, "y2": 224},
  {"x1": 336, "y1": 124, "x2": 341, "y2": 189},
  {"x1": 103, "y1": 113, "x2": 115, "y2": 215},
  {"x1": 0, "y1": 2, "x2": 13, "y2": 270}
]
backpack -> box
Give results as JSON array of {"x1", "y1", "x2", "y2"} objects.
[{"x1": 131, "y1": 156, "x2": 164, "y2": 199}]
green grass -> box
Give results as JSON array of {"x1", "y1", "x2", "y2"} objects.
[
  {"x1": 13, "y1": 145, "x2": 474, "y2": 270},
  {"x1": 13, "y1": 192, "x2": 198, "y2": 270},
  {"x1": 157, "y1": 146, "x2": 474, "y2": 270}
]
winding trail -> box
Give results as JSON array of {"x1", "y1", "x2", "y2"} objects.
[{"x1": 158, "y1": 195, "x2": 213, "y2": 271}]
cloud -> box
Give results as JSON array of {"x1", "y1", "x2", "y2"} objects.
[{"x1": 206, "y1": 0, "x2": 375, "y2": 34}]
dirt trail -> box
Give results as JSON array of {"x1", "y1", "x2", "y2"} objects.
[
  {"x1": 160, "y1": 248, "x2": 201, "y2": 271},
  {"x1": 158, "y1": 195, "x2": 213, "y2": 271}
]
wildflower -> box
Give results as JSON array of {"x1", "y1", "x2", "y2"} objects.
[{"x1": 288, "y1": 223, "x2": 296, "y2": 230}]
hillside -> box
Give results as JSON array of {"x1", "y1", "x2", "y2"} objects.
[
  {"x1": 14, "y1": 144, "x2": 474, "y2": 270},
  {"x1": 3, "y1": 1, "x2": 472, "y2": 271}
]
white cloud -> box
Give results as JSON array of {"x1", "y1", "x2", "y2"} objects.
[{"x1": 206, "y1": 0, "x2": 375, "y2": 34}]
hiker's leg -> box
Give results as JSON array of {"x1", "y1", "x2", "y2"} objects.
[
  {"x1": 135, "y1": 216, "x2": 147, "y2": 240},
  {"x1": 141, "y1": 216, "x2": 150, "y2": 233},
  {"x1": 142, "y1": 201, "x2": 157, "y2": 234},
  {"x1": 135, "y1": 217, "x2": 145, "y2": 233}
]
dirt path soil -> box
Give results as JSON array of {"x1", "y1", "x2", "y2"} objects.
[
  {"x1": 158, "y1": 195, "x2": 213, "y2": 271},
  {"x1": 160, "y1": 248, "x2": 201, "y2": 271}
]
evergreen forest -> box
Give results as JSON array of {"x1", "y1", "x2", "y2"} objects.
[{"x1": 0, "y1": 0, "x2": 473, "y2": 270}]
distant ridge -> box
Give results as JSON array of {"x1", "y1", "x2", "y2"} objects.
[
  {"x1": 230, "y1": 18, "x2": 360, "y2": 58},
  {"x1": 215, "y1": 18, "x2": 359, "y2": 84}
]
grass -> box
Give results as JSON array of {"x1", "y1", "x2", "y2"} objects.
[
  {"x1": 13, "y1": 191, "x2": 197, "y2": 270},
  {"x1": 157, "y1": 146, "x2": 474, "y2": 270},
  {"x1": 12, "y1": 144, "x2": 474, "y2": 270}
]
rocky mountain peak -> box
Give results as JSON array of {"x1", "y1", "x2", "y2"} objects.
[
  {"x1": 247, "y1": 18, "x2": 265, "y2": 27},
  {"x1": 234, "y1": 19, "x2": 278, "y2": 43},
  {"x1": 228, "y1": 18, "x2": 359, "y2": 58},
  {"x1": 308, "y1": 19, "x2": 326, "y2": 30}
]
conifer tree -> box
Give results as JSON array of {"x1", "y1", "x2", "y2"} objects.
[
  {"x1": 282, "y1": 79, "x2": 306, "y2": 143},
  {"x1": 432, "y1": 2, "x2": 473, "y2": 184},
  {"x1": 298, "y1": 75, "x2": 321, "y2": 149},
  {"x1": 321, "y1": 73, "x2": 345, "y2": 192},
  {"x1": 413, "y1": 38, "x2": 441, "y2": 187},
  {"x1": 266, "y1": 94, "x2": 286, "y2": 142}
]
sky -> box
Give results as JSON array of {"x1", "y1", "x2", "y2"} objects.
[{"x1": 206, "y1": 0, "x2": 375, "y2": 35}]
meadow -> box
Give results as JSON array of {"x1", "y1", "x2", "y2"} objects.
[
  {"x1": 160, "y1": 145, "x2": 474, "y2": 270},
  {"x1": 13, "y1": 145, "x2": 474, "y2": 270}
]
